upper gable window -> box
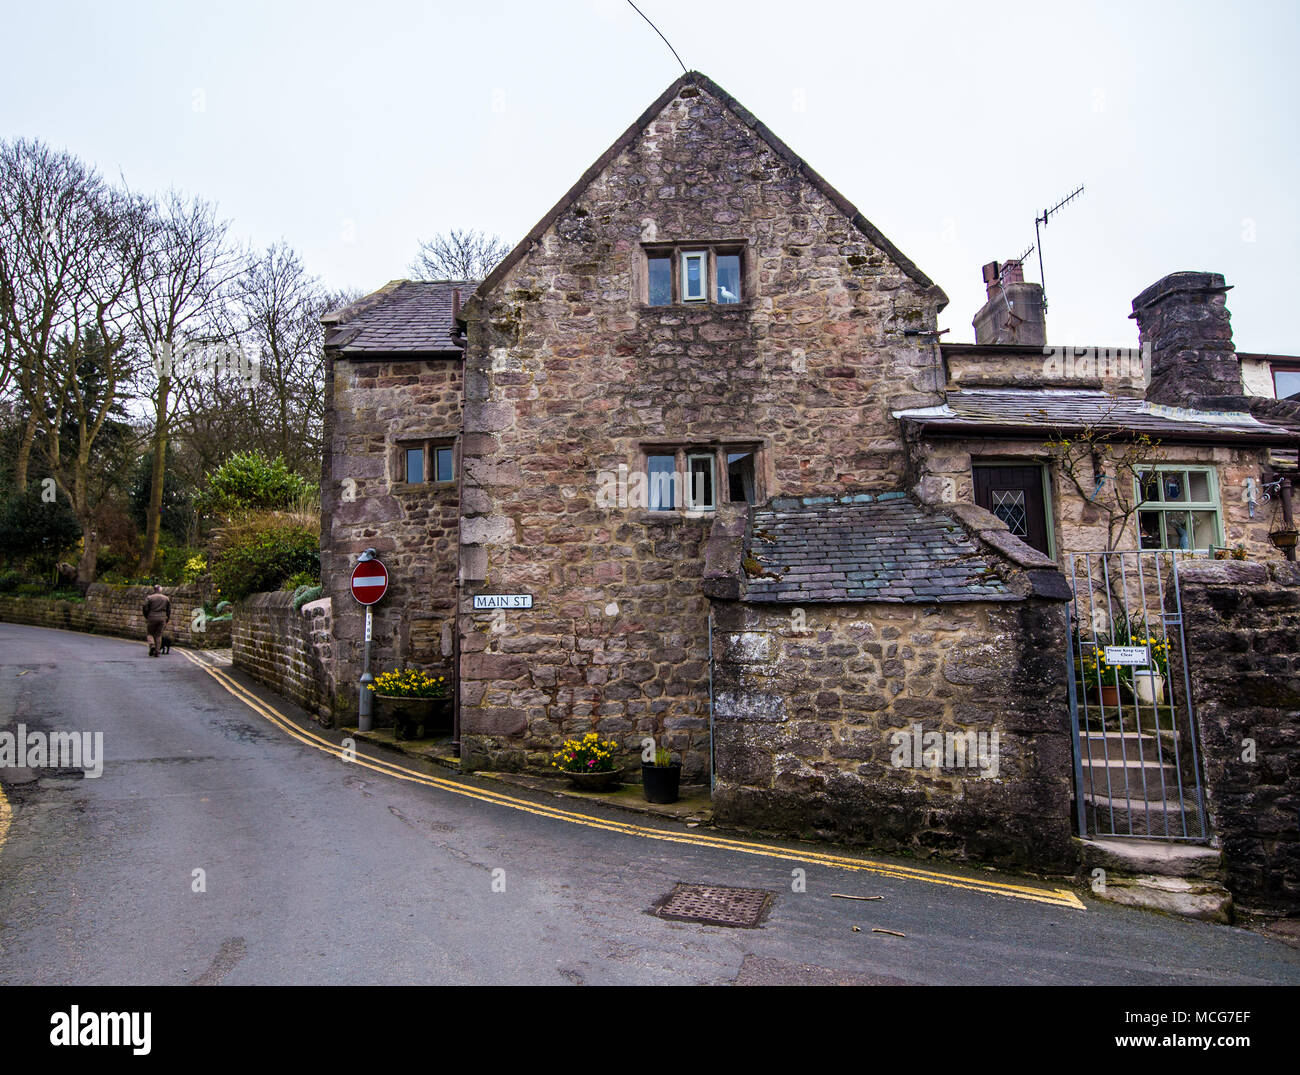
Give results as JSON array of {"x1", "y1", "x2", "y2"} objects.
[
  {"x1": 643, "y1": 243, "x2": 745, "y2": 306},
  {"x1": 394, "y1": 436, "x2": 456, "y2": 488}
]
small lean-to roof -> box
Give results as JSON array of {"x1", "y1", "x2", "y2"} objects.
[
  {"x1": 742, "y1": 493, "x2": 1013, "y2": 604},
  {"x1": 894, "y1": 388, "x2": 1300, "y2": 445},
  {"x1": 322, "y1": 280, "x2": 471, "y2": 356},
  {"x1": 475, "y1": 71, "x2": 947, "y2": 311}
]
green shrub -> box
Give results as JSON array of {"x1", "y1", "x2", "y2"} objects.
[
  {"x1": 0, "y1": 484, "x2": 81, "y2": 573},
  {"x1": 0, "y1": 569, "x2": 24, "y2": 594},
  {"x1": 149, "y1": 543, "x2": 205, "y2": 584},
  {"x1": 210, "y1": 517, "x2": 319, "y2": 602},
  {"x1": 292, "y1": 584, "x2": 323, "y2": 611},
  {"x1": 200, "y1": 451, "x2": 314, "y2": 516},
  {"x1": 283, "y1": 570, "x2": 318, "y2": 592}
]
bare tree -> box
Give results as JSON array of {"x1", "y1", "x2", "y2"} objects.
[
  {"x1": 1047, "y1": 421, "x2": 1163, "y2": 555},
  {"x1": 410, "y1": 228, "x2": 510, "y2": 282},
  {"x1": 0, "y1": 139, "x2": 151, "y2": 582},
  {"x1": 0, "y1": 138, "x2": 110, "y2": 493},
  {"x1": 131, "y1": 191, "x2": 246, "y2": 572},
  {"x1": 175, "y1": 243, "x2": 353, "y2": 484}
]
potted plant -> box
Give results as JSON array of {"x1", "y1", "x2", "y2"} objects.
[
  {"x1": 642, "y1": 745, "x2": 682, "y2": 804},
  {"x1": 1078, "y1": 644, "x2": 1122, "y2": 707},
  {"x1": 551, "y1": 732, "x2": 622, "y2": 790},
  {"x1": 367, "y1": 669, "x2": 451, "y2": 740}
]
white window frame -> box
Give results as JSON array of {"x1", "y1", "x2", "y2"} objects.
[
  {"x1": 1135, "y1": 465, "x2": 1223, "y2": 551},
  {"x1": 680, "y1": 251, "x2": 707, "y2": 302},
  {"x1": 685, "y1": 453, "x2": 716, "y2": 512}
]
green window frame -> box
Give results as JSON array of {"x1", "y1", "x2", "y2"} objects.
[{"x1": 1135, "y1": 466, "x2": 1222, "y2": 551}]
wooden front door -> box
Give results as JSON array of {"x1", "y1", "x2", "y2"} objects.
[{"x1": 973, "y1": 465, "x2": 1051, "y2": 556}]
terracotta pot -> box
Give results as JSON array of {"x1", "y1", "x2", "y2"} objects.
[{"x1": 1098, "y1": 684, "x2": 1121, "y2": 707}]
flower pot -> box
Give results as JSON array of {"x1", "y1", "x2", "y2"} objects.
[
  {"x1": 642, "y1": 762, "x2": 682, "y2": 804},
  {"x1": 378, "y1": 696, "x2": 449, "y2": 740},
  {"x1": 1097, "y1": 684, "x2": 1121, "y2": 707},
  {"x1": 1269, "y1": 529, "x2": 1299, "y2": 550},
  {"x1": 1133, "y1": 670, "x2": 1165, "y2": 706},
  {"x1": 564, "y1": 768, "x2": 622, "y2": 791}
]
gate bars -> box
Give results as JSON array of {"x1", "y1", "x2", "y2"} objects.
[{"x1": 1065, "y1": 551, "x2": 1208, "y2": 841}]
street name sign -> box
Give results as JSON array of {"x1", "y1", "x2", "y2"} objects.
[{"x1": 473, "y1": 594, "x2": 533, "y2": 610}]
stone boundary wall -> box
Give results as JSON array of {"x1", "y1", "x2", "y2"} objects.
[
  {"x1": 231, "y1": 592, "x2": 335, "y2": 722},
  {"x1": 710, "y1": 595, "x2": 1077, "y2": 872},
  {"x1": 0, "y1": 584, "x2": 229, "y2": 648},
  {"x1": 1178, "y1": 560, "x2": 1300, "y2": 914}
]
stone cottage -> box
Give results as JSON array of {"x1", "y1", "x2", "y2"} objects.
[{"x1": 317, "y1": 72, "x2": 1300, "y2": 881}]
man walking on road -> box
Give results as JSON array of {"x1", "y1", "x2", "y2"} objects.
[{"x1": 142, "y1": 585, "x2": 171, "y2": 658}]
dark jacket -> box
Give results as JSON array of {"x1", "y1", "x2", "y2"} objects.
[{"x1": 142, "y1": 592, "x2": 171, "y2": 622}]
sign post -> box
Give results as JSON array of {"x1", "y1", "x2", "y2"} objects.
[{"x1": 351, "y1": 552, "x2": 389, "y2": 732}]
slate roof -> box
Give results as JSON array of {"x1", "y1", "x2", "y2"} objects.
[
  {"x1": 894, "y1": 389, "x2": 1299, "y2": 443},
  {"x1": 323, "y1": 280, "x2": 471, "y2": 355},
  {"x1": 742, "y1": 493, "x2": 1014, "y2": 604}
]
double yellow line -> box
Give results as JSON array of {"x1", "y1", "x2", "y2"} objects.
[
  {"x1": 0, "y1": 781, "x2": 11, "y2": 859},
  {"x1": 178, "y1": 649, "x2": 1085, "y2": 910}
]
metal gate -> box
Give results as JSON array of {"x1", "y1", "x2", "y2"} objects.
[{"x1": 1064, "y1": 551, "x2": 1208, "y2": 841}]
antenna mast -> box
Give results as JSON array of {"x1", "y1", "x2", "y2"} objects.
[{"x1": 1033, "y1": 184, "x2": 1085, "y2": 310}]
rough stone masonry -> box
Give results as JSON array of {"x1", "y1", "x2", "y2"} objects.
[{"x1": 454, "y1": 72, "x2": 952, "y2": 777}]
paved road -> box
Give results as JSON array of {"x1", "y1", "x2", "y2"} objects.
[{"x1": 2, "y1": 621, "x2": 1298, "y2": 986}]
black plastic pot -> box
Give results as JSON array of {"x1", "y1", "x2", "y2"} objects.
[{"x1": 641, "y1": 762, "x2": 682, "y2": 804}]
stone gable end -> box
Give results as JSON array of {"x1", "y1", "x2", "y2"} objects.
[{"x1": 455, "y1": 74, "x2": 949, "y2": 774}]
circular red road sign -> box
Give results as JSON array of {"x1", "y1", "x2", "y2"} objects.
[{"x1": 350, "y1": 558, "x2": 388, "y2": 605}]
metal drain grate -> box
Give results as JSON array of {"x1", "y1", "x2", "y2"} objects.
[{"x1": 654, "y1": 884, "x2": 774, "y2": 928}]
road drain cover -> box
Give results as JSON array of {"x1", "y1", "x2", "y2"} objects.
[{"x1": 654, "y1": 884, "x2": 774, "y2": 928}]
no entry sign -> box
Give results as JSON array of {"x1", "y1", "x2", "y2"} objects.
[{"x1": 350, "y1": 558, "x2": 388, "y2": 605}]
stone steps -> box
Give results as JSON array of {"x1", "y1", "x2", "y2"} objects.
[
  {"x1": 1078, "y1": 756, "x2": 1181, "y2": 798},
  {"x1": 1076, "y1": 836, "x2": 1230, "y2": 922}
]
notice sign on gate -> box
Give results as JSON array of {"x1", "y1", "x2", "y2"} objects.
[{"x1": 1104, "y1": 645, "x2": 1151, "y2": 666}]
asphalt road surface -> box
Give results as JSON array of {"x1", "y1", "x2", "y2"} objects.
[{"x1": 2, "y1": 621, "x2": 1299, "y2": 986}]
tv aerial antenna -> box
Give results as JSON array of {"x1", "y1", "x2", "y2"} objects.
[{"x1": 1033, "y1": 184, "x2": 1085, "y2": 310}]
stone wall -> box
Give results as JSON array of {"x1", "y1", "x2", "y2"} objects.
[
  {"x1": 0, "y1": 584, "x2": 229, "y2": 648},
  {"x1": 1178, "y1": 560, "x2": 1300, "y2": 913},
  {"x1": 710, "y1": 596, "x2": 1077, "y2": 871},
  {"x1": 908, "y1": 435, "x2": 1283, "y2": 562},
  {"x1": 319, "y1": 353, "x2": 462, "y2": 723},
  {"x1": 456, "y1": 75, "x2": 947, "y2": 774},
  {"x1": 231, "y1": 592, "x2": 335, "y2": 721}
]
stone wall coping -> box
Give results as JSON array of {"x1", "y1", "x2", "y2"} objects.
[
  {"x1": 939, "y1": 502, "x2": 1008, "y2": 534},
  {"x1": 84, "y1": 582, "x2": 204, "y2": 598},
  {"x1": 244, "y1": 590, "x2": 297, "y2": 609},
  {"x1": 1177, "y1": 561, "x2": 1270, "y2": 585},
  {"x1": 974, "y1": 527, "x2": 1058, "y2": 570}
]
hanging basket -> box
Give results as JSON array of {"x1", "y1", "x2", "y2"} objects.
[{"x1": 1268, "y1": 528, "x2": 1298, "y2": 550}]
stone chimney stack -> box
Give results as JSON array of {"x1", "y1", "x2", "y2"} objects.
[
  {"x1": 973, "y1": 260, "x2": 1046, "y2": 346},
  {"x1": 1131, "y1": 271, "x2": 1242, "y2": 406}
]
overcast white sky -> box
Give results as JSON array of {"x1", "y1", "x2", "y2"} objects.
[{"x1": 2, "y1": 0, "x2": 1296, "y2": 352}]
